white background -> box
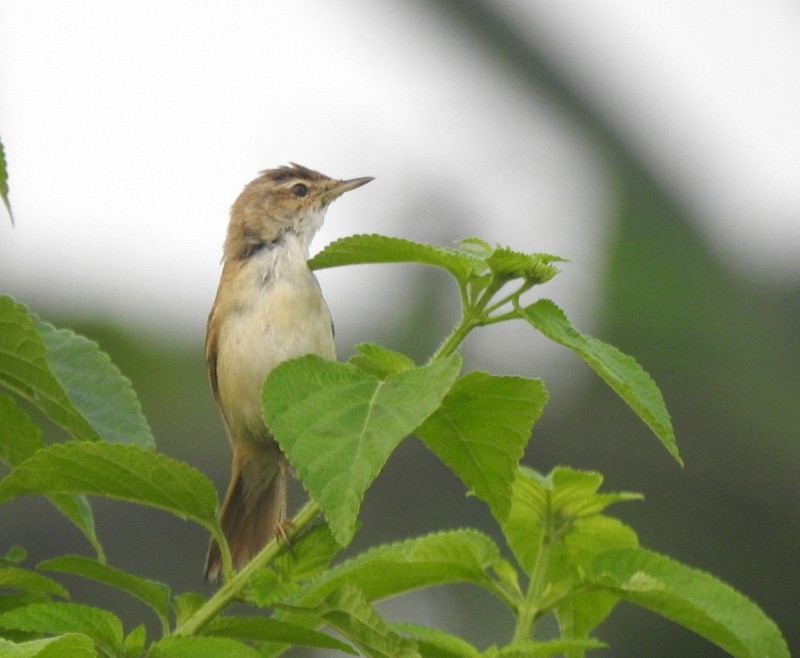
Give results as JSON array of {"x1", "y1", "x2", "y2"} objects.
[{"x1": 2, "y1": 1, "x2": 799, "y2": 349}]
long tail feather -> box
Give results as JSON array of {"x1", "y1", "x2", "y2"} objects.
[{"x1": 205, "y1": 447, "x2": 287, "y2": 581}]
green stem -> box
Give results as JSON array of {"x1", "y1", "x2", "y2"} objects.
[
  {"x1": 457, "y1": 278, "x2": 471, "y2": 312},
  {"x1": 479, "y1": 309, "x2": 520, "y2": 326},
  {"x1": 432, "y1": 313, "x2": 479, "y2": 361},
  {"x1": 483, "y1": 280, "x2": 534, "y2": 316},
  {"x1": 486, "y1": 579, "x2": 524, "y2": 614},
  {"x1": 432, "y1": 277, "x2": 510, "y2": 361},
  {"x1": 174, "y1": 501, "x2": 321, "y2": 636},
  {"x1": 512, "y1": 500, "x2": 554, "y2": 643},
  {"x1": 214, "y1": 527, "x2": 234, "y2": 583}
]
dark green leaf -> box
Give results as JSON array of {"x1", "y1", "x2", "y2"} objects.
[
  {"x1": 43, "y1": 495, "x2": 105, "y2": 562},
  {"x1": 290, "y1": 530, "x2": 500, "y2": 607},
  {"x1": 263, "y1": 354, "x2": 461, "y2": 545},
  {"x1": 0, "y1": 567, "x2": 69, "y2": 600},
  {"x1": 519, "y1": 299, "x2": 680, "y2": 464},
  {"x1": 149, "y1": 636, "x2": 262, "y2": 658},
  {"x1": 0, "y1": 297, "x2": 97, "y2": 442},
  {"x1": 417, "y1": 372, "x2": 547, "y2": 522},
  {"x1": 251, "y1": 522, "x2": 342, "y2": 606},
  {"x1": 309, "y1": 234, "x2": 479, "y2": 283},
  {"x1": 0, "y1": 442, "x2": 219, "y2": 530},
  {"x1": 0, "y1": 592, "x2": 51, "y2": 618},
  {"x1": 38, "y1": 556, "x2": 169, "y2": 622},
  {"x1": 273, "y1": 522, "x2": 340, "y2": 584},
  {"x1": 390, "y1": 623, "x2": 480, "y2": 658},
  {"x1": 0, "y1": 633, "x2": 96, "y2": 658},
  {"x1": 0, "y1": 603, "x2": 123, "y2": 655},
  {"x1": 203, "y1": 616, "x2": 355, "y2": 654},
  {"x1": 0, "y1": 396, "x2": 104, "y2": 559},
  {"x1": 248, "y1": 569, "x2": 294, "y2": 608},
  {"x1": 2, "y1": 546, "x2": 27, "y2": 565},
  {"x1": 283, "y1": 585, "x2": 419, "y2": 658},
  {"x1": 588, "y1": 548, "x2": 789, "y2": 658},
  {"x1": 0, "y1": 395, "x2": 42, "y2": 466},
  {"x1": 35, "y1": 321, "x2": 155, "y2": 449}
]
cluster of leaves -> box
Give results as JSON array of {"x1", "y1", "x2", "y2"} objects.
[{"x1": 0, "y1": 233, "x2": 789, "y2": 657}]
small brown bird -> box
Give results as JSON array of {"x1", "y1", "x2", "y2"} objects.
[{"x1": 204, "y1": 164, "x2": 373, "y2": 580}]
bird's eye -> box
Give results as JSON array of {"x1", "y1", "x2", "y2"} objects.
[{"x1": 291, "y1": 183, "x2": 308, "y2": 197}]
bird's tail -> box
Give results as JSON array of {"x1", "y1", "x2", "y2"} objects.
[{"x1": 204, "y1": 446, "x2": 287, "y2": 582}]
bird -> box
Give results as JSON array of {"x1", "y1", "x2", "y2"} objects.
[{"x1": 204, "y1": 163, "x2": 373, "y2": 581}]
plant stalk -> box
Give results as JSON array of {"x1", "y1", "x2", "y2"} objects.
[
  {"x1": 174, "y1": 501, "x2": 321, "y2": 636},
  {"x1": 512, "y1": 500, "x2": 554, "y2": 643}
]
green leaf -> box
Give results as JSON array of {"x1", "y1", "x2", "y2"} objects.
[
  {"x1": 123, "y1": 624, "x2": 146, "y2": 658},
  {"x1": 203, "y1": 616, "x2": 356, "y2": 654},
  {"x1": 2, "y1": 546, "x2": 27, "y2": 565},
  {"x1": 149, "y1": 636, "x2": 262, "y2": 658},
  {"x1": 0, "y1": 299, "x2": 153, "y2": 449},
  {"x1": 248, "y1": 570, "x2": 294, "y2": 609},
  {"x1": 348, "y1": 344, "x2": 416, "y2": 378},
  {"x1": 0, "y1": 442, "x2": 219, "y2": 531},
  {"x1": 0, "y1": 396, "x2": 104, "y2": 560},
  {"x1": 0, "y1": 593, "x2": 51, "y2": 619},
  {"x1": 0, "y1": 633, "x2": 96, "y2": 658},
  {"x1": 37, "y1": 556, "x2": 169, "y2": 623},
  {"x1": 491, "y1": 557, "x2": 522, "y2": 600},
  {"x1": 588, "y1": 548, "x2": 789, "y2": 658},
  {"x1": 553, "y1": 585, "x2": 621, "y2": 648},
  {"x1": 273, "y1": 522, "x2": 340, "y2": 584},
  {"x1": 0, "y1": 396, "x2": 42, "y2": 466},
  {"x1": 0, "y1": 567, "x2": 69, "y2": 600},
  {"x1": 485, "y1": 247, "x2": 563, "y2": 284},
  {"x1": 390, "y1": 623, "x2": 480, "y2": 658},
  {"x1": 518, "y1": 299, "x2": 681, "y2": 464},
  {"x1": 416, "y1": 372, "x2": 547, "y2": 522},
  {"x1": 265, "y1": 533, "x2": 491, "y2": 655},
  {"x1": 309, "y1": 234, "x2": 479, "y2": 283},
  {"x1": 263, "y1": 354, "x2": 461, "y2": 545},
  {"x1": 457, "y1": 237, "x2": 493, "y2": 260},
  {"x1": 0, "y1": 297, "x2": 98, "y2": 442},
  {"x1": 283, "y1": 584, "x2": 419, "y2": 658},
  {"x1": 172, "y1": 592, "x2": 205, "y2": 628},
  {"x1": 290, "y1": 530, "x2": 501, "y2": 608},
  {"x1": 34, "y1": 321, "x2": 155, "y2": 449},
  {"x1": 0, "y1": 137, "x2": 12, "y2": 224},
  {"x1": 0, "y1": 397, "x2": 102, "y2": 558},
  {"x1": 0, "y1": 603, "x2": 123, "y2": 655},
  {"x1": 502, "y1": 467, "x2": 639, "y2": 637},
  {"x1": 503, "y1": 467, "x2": 640, "y2": 576},
  {"x1": 251, "y1": 521, "x2": 343, "y2": 606},
  {"x1": 43, "y1": 495, "x2": 105, "y2": 563}
]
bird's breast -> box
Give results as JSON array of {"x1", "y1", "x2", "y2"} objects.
[{"x1": 214, "y1": 260, "x2": 335, "y2": 444}]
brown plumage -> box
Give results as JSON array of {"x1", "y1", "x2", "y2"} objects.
[{"x1": 204, "y1": 164, "x2": 373, "y2": 581}]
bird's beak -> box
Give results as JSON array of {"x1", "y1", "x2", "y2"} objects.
[{"x1": 324, "y1": 176, "x2": 374, "y2": 202}]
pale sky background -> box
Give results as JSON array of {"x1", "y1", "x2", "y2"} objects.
[{"x1": 1, "y1": 1, "x2": 799, "y2": 372}]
